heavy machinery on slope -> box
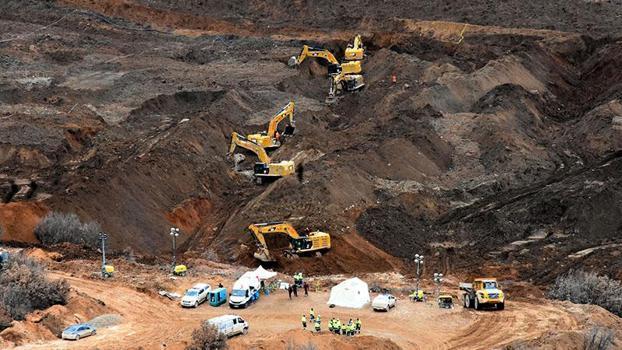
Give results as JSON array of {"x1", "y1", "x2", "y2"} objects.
[
  {"x1": 246, "y1": 101, "x2": 295, "y2": 149},
  {"x1": 228, "y1": 132, "x2": 295, "y2": 184},
  {"x1": 344, "y1": 34, "x2": 365, "y2": 61},
  {"x1": 248, "y1": 221, "x2": 331, "y2": 262},
  {"x1": 288, "y1": 36, "x2": 365, "y2": 103}
]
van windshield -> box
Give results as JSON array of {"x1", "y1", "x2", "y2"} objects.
[{"x1": 231, "y1": 289, "x2": 246, "y2": 297}]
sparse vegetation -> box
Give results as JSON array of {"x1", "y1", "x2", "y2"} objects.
[
  {"x1": 0, "y1": 254, "x2": 69, "y2": 322},
  {"x1": 34, "y1": 212, "x2": 101, "y2": 248},
  {"x1": 584, "y1": 326, "x2": 615, "y2": 350},
  {"x1": 186, "y1": 321, "x2": 227, "y2": 350},
  {"x1": 548, "y1": 270, "x2": 622, "y2": 317}
]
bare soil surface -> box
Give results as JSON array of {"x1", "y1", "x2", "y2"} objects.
[
  {"x1": 2, "y1": 259, "x2": 621, "y2": 350},
  {"x1": 1, "y1": 4, "x2": 622, "y2": 347}
]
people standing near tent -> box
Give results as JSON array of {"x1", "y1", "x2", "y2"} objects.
[
  {"x1": 355, "y1": 318, "x2": 362, "y2": 334},
  {"x1": 347, "y1": 319, "x2": 354, "y2": 336},
  {"x1": 314, "y1": 314, "x2": 321, "y2": 332},
  {"x1": 301, "y1": 314, "x2": 307, "y2": 330},
  {"x1": 309, "y1": 307, "x2": 315, "y2": 321},
  {"x1": 303, "y1": 281, "x2": 309, "y2": 296},
  {"x1": 334, "y1": 318, "x2": 341, "y2": 334},
  {"x1": 288, "y1": 285, "x2": 292, "y2": 299},
  {"x1": 293, "y1": 283, "x2": 298, "y2": 297},
  {"x1": 340, "y1": 320, "x2": 347, "y2": 335}
]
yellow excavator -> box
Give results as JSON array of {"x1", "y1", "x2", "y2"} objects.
[
  {"x1": 246, "y1": 102, "x2": 295, "y2": 149},
  {"x1": 248, "y1": 221, "x2": 331, "y2": 262},
  {"x1": 288, "y1": 37, "x2": 365, "y2": 103},
  {"x1": 228, "y1": 132, "x2": 295, "y2": 183},
  {"x1": 344, "y1": 34, "x2": 365, "y2": 61}
]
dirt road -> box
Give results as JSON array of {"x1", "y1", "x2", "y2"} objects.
[{"x1": 12, "y1": 272, "x2": 592, "y2": 350}]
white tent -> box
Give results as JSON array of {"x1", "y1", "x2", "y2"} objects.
[
  {"x1": 327, "y1": 277, "x2": 370, "y2": 308},
  {"x1": 254, "y1": 265, "x2": 277, "y2": 280}
]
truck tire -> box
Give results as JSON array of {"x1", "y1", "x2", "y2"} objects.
[
  {"x1": 463, "y1": 295, "x2": 470, "y2": 308},
  {"x1": 474, "y1": 298, "x2": 480, "y2": 310},
  {"x1": 497, "y1": 302, "x2": 505, "y2": 310}
]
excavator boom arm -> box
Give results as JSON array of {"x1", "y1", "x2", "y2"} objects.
[
  {"x1": 267, "y1": 102, "x2": 295, "y2": 137},
  {"x1": 290, "y1": 45, "x2": 339, "y2": 66},
  {"x1": 228, "y1": 132, "x2": 271, "y2": 164}
]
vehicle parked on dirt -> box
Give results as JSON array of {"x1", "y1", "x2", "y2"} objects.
[
  {"x1": 229, "y1": 277, "x2": 260, "y2": 309},
  {"x1": 208, "y1": 315, "x2": 249, "y2": 337},
  {"x1": 61, "y1": 323, "x2": 96, "y2": 340},
  {"x1": 372, "y1": 293, "x2": 396, "y2": 311},
  {"x1": 181, "y1": 283, "x2": 211, "y2": 308},
  {"x1": 209, "y1": 287, "x2": 227, "y2": 307},
  {"x1": 460, "y1": 278, "x2": 505, "y2": 310},
  {"x1": 438, "y1": 295, "x2": 454, "y2": 309}
]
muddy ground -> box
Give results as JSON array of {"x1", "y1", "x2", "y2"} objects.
[{"x1": 1, "y1": 0, "x2": 622, "y2": 286}]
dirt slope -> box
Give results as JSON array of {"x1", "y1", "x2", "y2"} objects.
[{"x1": 1, "y1": 0, "x2": 622, "y2": 283}]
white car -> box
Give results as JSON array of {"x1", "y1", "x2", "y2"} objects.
[
  {"x1": 61, "y1": 323, "x2": 96, "y2": 340},
  {"x1": 181, "y1": 283, "x2": 211, "y2": 308},
  {"x1": 208, "y1": 315, "x2": 249, "y2": 337},
  {"x1": 372, "y1": 294, "x2": 396, "y2": 311}
]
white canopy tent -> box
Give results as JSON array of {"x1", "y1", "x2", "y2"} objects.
[
  {"x1": 254, "y1": 265, "x2": 277, "y2": 280},
  {"x1": 327, "y1": 277, "x2": 370, "y2": 308}
]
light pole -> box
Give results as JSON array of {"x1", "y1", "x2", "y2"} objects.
[
  {"x1": 99, "y1": 232, "x2": 108, "y2": 279},
  {"x1": 170, "y1": 227, "x2": 180, "y2": 268},
  {"x1": 434, "y1": 272, "x2": 444, "y2": 299},
  {"x1": 414, "y1": 254, "x2": 424, "y2": 293}
]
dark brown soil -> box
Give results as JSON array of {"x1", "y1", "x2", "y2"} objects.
[{"x1": 1, "y1": 0, "x2": 622, "y2": 283}]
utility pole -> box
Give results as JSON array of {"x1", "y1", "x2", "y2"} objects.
[
  {"x1": 414, "y1": 254, "x2": 424, "y2": 293},
  {"x1": 99, "y1": 232, "x2": 108, "y2": 279},
  {"x1": 170, "y1": 227, "x2": 180, "y2": 269},
  {"x1": 433, "y1": 273, "x2": 444, "y2": 300}
]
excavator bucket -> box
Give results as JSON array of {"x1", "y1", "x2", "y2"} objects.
[
  {"x1": 253, "y1": 248, "x2": 276, "y2": 262},
  {"x1": 325, "y1": 95, "x2": 338, "y2": 104},
  {"x1": 283, "y1": 125, "x2": 295, "y2": 136},
  {"x1": 288, "y1": 56, "x2": 298, "y2": 67}
]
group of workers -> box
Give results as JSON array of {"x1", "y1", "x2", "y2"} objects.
[
  {"x1": 288, "y1": 272, "x2": 309, "y2": 299},
  {"x1": 301, "y1": 307, "x2": 361, "y2": 335},
  {"x1": 328, "y1": 317, "x2": 361, "y2": 336}
]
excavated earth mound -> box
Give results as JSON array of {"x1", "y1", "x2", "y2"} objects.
[{"x1": 1, "y1": 1, "x2": 622, "y2": 283}]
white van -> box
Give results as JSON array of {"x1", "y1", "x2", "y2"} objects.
[
  {"x1": 228, "y1": 279, "x2": 259, "y2": 308},
  {"x1": 208, "y1": 315, "x2": 249, "y2": 337},
  {"x1": 181, "y1": 283, "x2": 211, "y2": 308}
]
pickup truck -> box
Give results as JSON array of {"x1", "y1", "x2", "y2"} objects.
[
  {"x1": 460, "y1": 278, "x2": 505, "y2": 310},
  {"x1": 181, "y1": 283, "x2": 211, "y2": 308}
]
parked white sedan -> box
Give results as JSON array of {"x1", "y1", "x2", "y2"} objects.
[
  {"x1": 61, "y1": 323, "x2": 96, "y2": 340},
  {"x1": 372, "y1": 294, "x2": 397, "y2": 311}
]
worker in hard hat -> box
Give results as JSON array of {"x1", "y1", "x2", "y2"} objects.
[
  {"x1": 355, "y1": 318, "x2": 361, "y2": 334},
  {"x1": 314, "y1": 314, "x2": 321, "y2": 332},
  {"x1": 340, "y1": 319, "x2": 347, "y2": 335},
  {"x1": 334, "y1": 318, "x2": 341, "y2": 334},
  {"x1": 301, "y1": 314, "x2": 307, "y2": 330},
  {"x1": 309, "y1": 307, "x2": 315, "y2": 321}
]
